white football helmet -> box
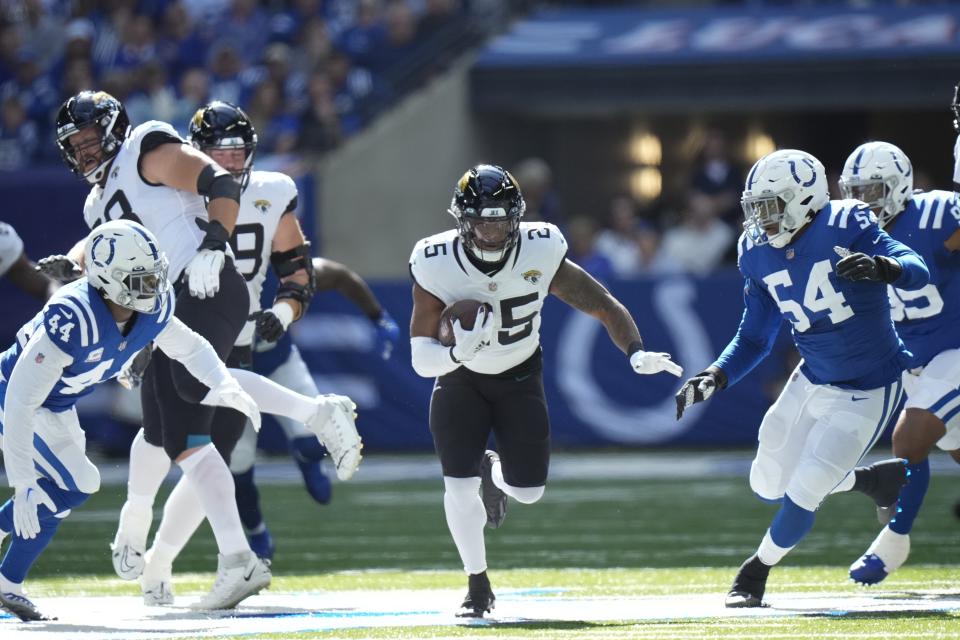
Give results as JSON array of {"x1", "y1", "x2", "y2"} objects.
[
  {"x1": 839, "y1": 141, "x2": 913, "y2": 227},
  {"x1": 85, "y1": 220, "x2": 169, "y2": 314},
  {"x1": 741, "y1": 149, "x2": 829, "y2": 248}
]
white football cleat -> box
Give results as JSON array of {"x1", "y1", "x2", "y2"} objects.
[
  {"x1": 110, "y1": 501, "x2": 152, "y2": 580},
  {"x1": 305, "y1": 394, "x2": 362, "y2": 481},
  {"x1": 191, "y1": 551, "x2": 271, "y2": 610},
  {"x1": 140, "y1": 549, "x2": 174, "y2": 606}
]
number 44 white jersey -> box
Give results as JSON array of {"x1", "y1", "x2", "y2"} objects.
[
  {"x1": 409, "y1": 222, "x2": 568, "y2": 375},
  {"x1": 230, "y1": 170, "x2": 298, "y2": 347},
  {"x1": 82, "y1": 121, "x2": 209, "y2": 283}
]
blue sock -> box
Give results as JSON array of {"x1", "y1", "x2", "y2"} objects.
[
  {"x1": 769, "y1": 496, "x2": 816, "y2": 548},
  {"x1": 233, "y1": 468, "x2": 263, "y2": 532},
  {"x1": 889, "y1": 459, "x2": 930, "y2": 535},
  {"x1": 291, "y1": 436, "x2": 326, "y2": 464},
  {"x1": 0, "y1": 480, "x2": 90, "y2": 584},
  {"x1": 0, "y1": 499, "x2": 12, "y2": 534}
]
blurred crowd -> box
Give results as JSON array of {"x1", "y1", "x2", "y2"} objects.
[{"x1": 0, "y1": 0, "x2": 476, "y2": 171}]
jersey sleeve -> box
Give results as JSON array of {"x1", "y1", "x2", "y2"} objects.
[
  {"x1": 849, "y1": 209, "x2": 929, "y2": 291},
  {"x1": 543, "y1": 223, "x2": 569, "y2": 278},
  {"x1": 711, "y1": 276, "x2": 783, "y2": 387},
  {"x1": 39, "y1": 302, "x2": 85, "y2": 360},
  {"x1": 277, "y1": 173, "x2": 298, "y2": 215},
  {"x1": 0, "y1": 221, "x2": 24, "y2": 278},
  {"x1": 408, "y1": 237, "x2": 446, "y2": 301}
]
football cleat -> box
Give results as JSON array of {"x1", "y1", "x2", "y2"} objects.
[
  {"x1": 725, "y1": 554, "x2": 771, "y2": 608},
  {"x1": 191, "y1": 551, "x2": 271, "y2": 610},
  {"x1": 849, "y1": 527, "x2": 910, "y2": 586},
  {"x1": 860, "y1": 458, "x2": 909, "y2": 511},
  {"x1": 480, "y1": 450, "x2": 507, "y2": 529},
  {"x1": 456, "y1": 571, "x2": 496, "y2": 618},
  {"x1": 110, "y1": 501, "x2": 153, "y2": 580},
  {"x1": 305, "y1": 395, "x2": 362, "y2": 481},
  {"x1": 140, "y1": 549, "x2": 174, "y2": 606},
  {"x1": 0, "y1": 591, "x2": 52, "y2": 622},
  {"x1": 248, "y1": 527, "x2": 275, "y2": 562}
]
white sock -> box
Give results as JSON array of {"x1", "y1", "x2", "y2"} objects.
[
  {"x1": 0, "y1": 572, "x2": 23, "y2": 595},
  {"x1": 177, "y1": 444, "x2": 249, "y2": 556},
  {"x1": 757, "y1": 529, "x2": 793, "y2": 566},
  {"x1": 831, "y1": 472, "x2": 855, "y2": 493},
  {"x1": 127, "y1": 429, "x2": 171, "y2": 508},
  {"x1": 491, "y1": 458, "x2": 545, "y2": 504},
  {"x1": 230, "y1": 368, "x2": 320, "y2": 423},
  {"x1": 442, "y1": 476, "x2": 487, "y2": 575},
  {"x1": 150, "y1": 476, "x2": 207, "y2": 567}
]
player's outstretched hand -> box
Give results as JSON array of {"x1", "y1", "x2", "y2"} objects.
[
  {"x1": 13, "y1": 483, "x2": 55, "y2": 540},
  {"x1": 630, "y1": 350, "x2": 683, "y2": 377},
  {"x1": 204, "y1": 377, "x2": 261, "y2": 432},
  {"x1": 675, "y1": 370, "x2": 722, "y2": 420},
  {"x1": 36, "y1": 254, "x2": 83, "y2": 283},
  {"x1": 252, "y1": 309, "x2": 286, "y2": 342},
  {"x1": 374, "y1": 310, "x2": 400, "y2": 360},
  {"x1": 451, "y1": 306, "x2": 493, "y2": 363}
]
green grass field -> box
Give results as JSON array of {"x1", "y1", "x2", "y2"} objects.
[{"x1": 13, "y1": 459, "x2": 960, "y2": 639}]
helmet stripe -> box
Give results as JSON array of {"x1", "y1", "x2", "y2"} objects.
[
  {"x1": 852, "y1": 146, "x2": 866, "y2": 176},
  {"x1": 130, "y1": 225, "x2": 159, "y2": 259}
]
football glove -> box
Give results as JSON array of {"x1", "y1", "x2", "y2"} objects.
[
  {"x1": 373, "y1": 310, "x2": 400, "y2": 360},
  {"x1": 630, "y1": 350, "x2": 683, "y2": 377},
  {"x1": 202, "y1": 377, "x2": 261, "y2": 432},
  {"x1": 451, "y1": 306, "x2": 493, "y2": 363},
  {"x1": 675, "y1": 368, "x2": 727, "y2": 420},
  {"x1": 13, "y1": 483, "x2": 56, "y2": 540},
  {"x1": 836, "y1": 252, "x2": 902, "y2": 284},
  {"x1": 117, "y1": 345, "x2": 153, "y2": 391},
  {"x1": 184, "y1": 249, "x2": 225, "y2": 299},
  {"x1": 36, "y1": 255, "x2": 83, "y2": 283},
  {"x1": 252, "y1": 309, "x2": 288, "y2": 342}
]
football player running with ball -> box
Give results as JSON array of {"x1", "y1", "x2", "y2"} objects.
[
  {"x1": 676, "y1": 149, "x2": 928, "y2": 608},
  {"x1": 408, "y1": 165, "x2": 682, "y2": 617}
]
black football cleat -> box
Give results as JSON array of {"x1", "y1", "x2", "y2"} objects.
[
  {"x1": 456, "y1": 571, "x2": 496, "y2": 618},
  {"x1": 480, "y1": 450, "x2": 507, "y2": 529},
  {"x1": 725, "y1": 554, "x2": 771, "y2": 608},
  {"x1": 0, "y1": 591, "x2": 53, "y2": 622}
]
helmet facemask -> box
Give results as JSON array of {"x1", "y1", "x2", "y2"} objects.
[
  {"x1": 742, "y1": 190, "x2": 806, "y2": 248},
  {"x1": 838, "y1": 176, "x2": 899, "y2": 226},
  {"x1": 197, "y1": 136, "x2": 257, "y2": 190},
  {"x1": 110, "y1": 257, "x2": 171, "y2": 313},
  {"x1": 453, "y1": 208, "x2": 522, "y2": 263}
]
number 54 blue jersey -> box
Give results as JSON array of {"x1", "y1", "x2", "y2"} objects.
[{"x1": 715, "y1": 200, "x2": 929, "y2": 391}]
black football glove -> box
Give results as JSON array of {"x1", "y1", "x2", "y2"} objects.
[
  {"x1": 118, "y1": 345, "x2": 153, "y2": 391},
  {"x1": 675, "y1": 367, "x2": 727, "y2": 420},
  {"x1": 36, "y1": 255, "x2": 83, "y2": 283},
  {"x1": 836, "y1": 253, "x2": 902, "y2": 284},
  {"x1": 252, "y1": 309, "x2": 286, "y2": 342}
]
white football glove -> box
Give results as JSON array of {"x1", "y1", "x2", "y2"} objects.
[
  {"x1": 184, "y1": 249, "x2": 225, "y2": 299},
  {"x1": 630, "y1": 350, "x2": 683, "y2": 377},
  {"x1": 451, "y1": 306, "x2": 494, "y2": 363},
  {"x1": 13, "y1": 483, "x2": 56, "y2": 540},
  {"x1": 201, "y1": 377, "x2": 261, "y2": 432}
]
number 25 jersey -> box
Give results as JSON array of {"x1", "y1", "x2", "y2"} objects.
[
  {"x1": 409, "y1": 222, "x2": 568, "y2": 375},
  {"x1": 82, "y1": 121, "x2": 209, "y2": 283}
]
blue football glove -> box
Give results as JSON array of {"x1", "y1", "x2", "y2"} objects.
[{"x1": 373, "y1": 310, "x2": 400, "y2": 360}]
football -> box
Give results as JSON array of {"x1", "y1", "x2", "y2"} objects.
[{"x1": 437, "y1": 299, "x2": 492, "y2": 347}]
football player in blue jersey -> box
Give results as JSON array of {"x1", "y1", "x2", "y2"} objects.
[
  {"x1": 840, "y1": 141, "x2": 960, "y2": 585},
  {"x1": 0, "y1": 220, "x2": 260, "y2": 621},
  {"x1": 232, "y1": 256, "x2": 399, "y2": 560},
  {"x1": 675, "y1": 148, "x2": 928, "y2": 608}
]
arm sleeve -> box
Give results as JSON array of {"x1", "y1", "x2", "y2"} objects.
[
  {"x1": 852, "y1": 225, "x2": 929, "y2": 291},
  {"x1": 153, "y1": 316, "x2": 230, "y2": 390},
  {"x1": 2, "y1": 330, "x2": 73, "y2": 488},
  {"x1": 410, "y1": 336, "x2": 460, "y2": 378},
  {"x1": 711, "y1": 277, "x2": 783, "y2": 388},
  {"x1": 953, "y1": 134, "x2": 960, "y2": 191}
]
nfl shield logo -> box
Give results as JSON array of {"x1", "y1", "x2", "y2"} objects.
[{"x1": 786, "y1": 249, "x2": 795, "y2": 260}]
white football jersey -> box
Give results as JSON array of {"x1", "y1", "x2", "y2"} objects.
[
  {"x1": 0, "y1": 221, "x2": 24, "y2": 278},
  {"x1": 409, "y1": 221, "x2": 568, "y2": 375},
  {"x1": 82, "y1": 121, "x2": 209, "y2": 282},
  {"x1": 231, "y1": 170, "x2": 298, "y2": 347}
]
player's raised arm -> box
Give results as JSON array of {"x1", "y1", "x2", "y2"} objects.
[
  {"x1": 251, "y1": 212, "x2": 313, "y2": 343},
  {"x1": 549, "y1": 257, "x2": 681, "y2": 377},
  {"x1": 313, "y1": 257, "x2": 400, "y2": 359}
]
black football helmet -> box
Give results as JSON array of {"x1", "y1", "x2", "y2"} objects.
[
  {"x1": 448, "y1": 164, "x2": 525, "y2": 263},
  {"x1": 952, "y1": 82, "x2": 960, "y2": 133},
  {"x1": 188, "y1": 101, "x2": 258, "y2": 189},
  {"x1": 55, "y1": 90, "x2": 130, "y2": 184}
]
